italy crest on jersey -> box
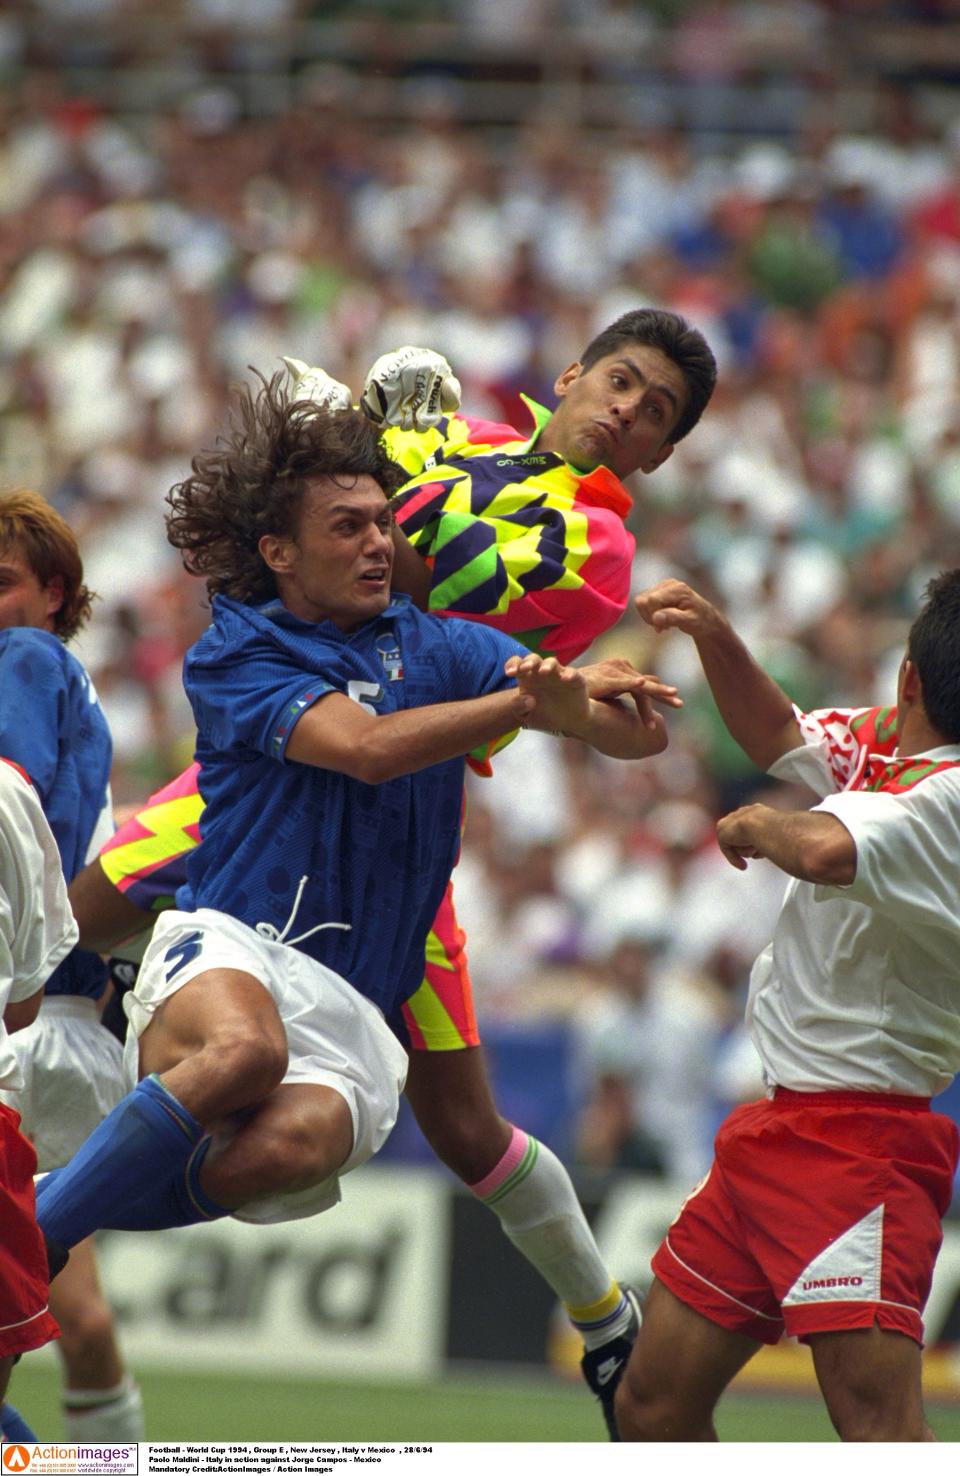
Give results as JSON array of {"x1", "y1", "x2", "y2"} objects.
[{"x1": 377, "y1": 638, "x2": 404, "y2": 681}]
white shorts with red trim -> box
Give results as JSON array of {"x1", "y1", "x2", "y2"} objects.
[{"x1": 652, "y1": 1089, "x2": 959, "y2": 1346}]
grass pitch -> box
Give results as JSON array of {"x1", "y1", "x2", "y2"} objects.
[{"x1": 8, "y1": 1362, "x2": 960, "y2": 1443}]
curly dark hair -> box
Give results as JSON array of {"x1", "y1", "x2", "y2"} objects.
[
  {"x1": 0, "y1": 488, "x2": 94, "y2": 641},
  {"x1": 166, "y1": 373, "x2": 407, "y2": 604}
]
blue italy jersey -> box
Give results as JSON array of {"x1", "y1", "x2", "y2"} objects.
[
  {"x1": 179, "y1": 593, "x2": 527, "y2": 1015},
  {"x1": 0, "y1": 628, "x2": 112, "y2": 999}
]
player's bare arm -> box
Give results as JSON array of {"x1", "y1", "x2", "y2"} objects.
[
  {"x1": 716, "y1": 803, "x2": 856, "y2": 885},
  {"x1": 285, "y1": 686, "x2": 534, "y2": 784},
  {"x1": 3, "y1": 987, "x2": 44, "y2": 1034},
  {"x1": 635, "y1": 578, "x2": 801, "y2": 769},
  {"x1": 506, "y1": 653, "x2": 672, "y2": 759}
]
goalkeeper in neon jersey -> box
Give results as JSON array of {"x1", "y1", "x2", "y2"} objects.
[{"x1": 67, "y1": 308, "x2": 715, "y2": 1437}]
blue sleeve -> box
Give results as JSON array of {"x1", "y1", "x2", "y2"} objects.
[
  {"x1": 186, "y1": 637, "x2": 337, "y2": 763},
  {"x1": 0, "y1": 631, "x2": 67, "y2": 801},
  {"x1": 440, "y1": 618, "x2": 528, "y2": 702}
]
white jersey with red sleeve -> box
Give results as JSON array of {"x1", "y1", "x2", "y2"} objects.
[
  {"x1": 746, "y1": 705, "x2": 960, "y2": 1097},
  {"x1": 0, "y1": 758, "x2": 78, "y2": 1090}
]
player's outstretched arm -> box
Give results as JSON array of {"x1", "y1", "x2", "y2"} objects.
[
  {"x1": 635, "y1": 578, "x2": 801, "y2": 770},
  {"x1": 286, "y1": 686, "x2": 534, "y2": 784},
  {"x1": 716, "y1": 803, "x2": 855, "y2": 884},
  {"x1": 506, "y1": 653, "x2": 674, "y2": 759}
]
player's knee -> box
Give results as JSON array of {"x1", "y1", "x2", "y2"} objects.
[
  {"x1": 54, "y1": 1297, "x2": 118, "y2": 1364},
  {"x1": 613, "y1": 1372, "x2": 659, "y2": 1441},
  {"x1": 208, "y1": 1021, "x2": 288, "y2": 1102},
  {"x1": 614, "y1": 1366, "x2": 708, "y2": 1442},
  {"x1": 831, "y1": 1398, "x2": 928, "y2": 1443}
]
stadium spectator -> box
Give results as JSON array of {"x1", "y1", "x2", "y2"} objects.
[
  {"x1": 0, "y1": 758, "x2": 78, "y2": 1439},
  {"x1": 37, "y1": 377, "x2": 680, "y2": 1435},
  {"x1": 615, "y1": 573, "x2": 960, "y2": 1441},
  {"x1": 0, "y1": 492, "x2": 144, "y2": 1442},
  {"x1": 571, "y1": 930, "x2": 727, "y2": 1184}
]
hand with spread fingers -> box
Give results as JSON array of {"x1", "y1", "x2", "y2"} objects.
[
  {"x1": 575, "y1": 657, "x2": 683, "y2": 731},
  {"x1": 503, "y1": 652, "x2": 674, "y2": 758},
  {"x1": 504, "y1": 653, "x2": 591, "y2": 737}
]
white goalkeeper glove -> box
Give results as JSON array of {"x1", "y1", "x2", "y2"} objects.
[
  {"x1": 360, "y1": 346, "x2": 461, "y2": 432},
  {"x1": 281, "y1": 356, "x2": 353, "y2": 414}
]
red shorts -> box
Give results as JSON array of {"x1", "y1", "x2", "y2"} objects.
[
  {"x1": 0, "y1": 1103, "x2": 59, "y2": 1357},
  {"x1": 396, "y1": 881, "x2": 479, "y2": 1052},
  {"x1": 652, "y1": 1090, "x2": 959, "y2": 1347}
]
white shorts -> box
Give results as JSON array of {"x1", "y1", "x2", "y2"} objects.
[
  {"x1": 125, "y1": 909, "x2": 409, "y2": 1225},
  {"x1": 0, "y1": 997, "x2": 126, "y2": 1170}
]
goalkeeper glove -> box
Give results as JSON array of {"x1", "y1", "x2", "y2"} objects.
[
  {"x1": 281, "y1": 356, "x2": 353, "y2": 414},
  {"x1": 360, "y1": 346, "x2": 461, "y2": 432}
]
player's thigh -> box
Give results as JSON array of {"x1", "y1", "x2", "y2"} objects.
[
  {"x1": 130, "y1": 911, "x2": 286, "y2": 1077},
  {"x1": 616, "y1": 1277, "x2": 761, "y2": 1439},
  {"x1": 809, "y1": 1325, "x2": 930, "y2": 1441},
  {"x1": 137, "y1": 965, "x2": 285, "y2": 1078}
]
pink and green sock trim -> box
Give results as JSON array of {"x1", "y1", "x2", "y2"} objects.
[{"x1": 468, "y1": 1126, "x2": 539, "y2": 1206}]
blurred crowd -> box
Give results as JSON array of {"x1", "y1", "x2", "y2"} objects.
[{"x1": 3, "y1": 0, "x2": 960, "y2": 1187}]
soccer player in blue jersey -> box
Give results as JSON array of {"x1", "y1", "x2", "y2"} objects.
[
  {"x1": 0, "y1": 491, "x2": 144, "y2": 1441},
  {"x1": 36, "y1": 376, "x2": 675, "y2": 1257}
]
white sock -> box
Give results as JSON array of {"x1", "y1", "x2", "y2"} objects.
[
  {"x1": 469, "y1": 1126, "x2": 627, "y2": 1343},
  {"x1": 62, "y1": 1377, "x2": 145, "y2": 1442}
]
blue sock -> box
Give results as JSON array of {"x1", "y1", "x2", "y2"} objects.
[
  {"x1": 36, "y1": 1075, "x2": 203, "y2": 1248},
  {"x1": 97, "y1": 1136, "x2": 230, "y2": 1230},
  {"x1": 1, "y1": 1402, "x2": 39, "y2": 1441}
]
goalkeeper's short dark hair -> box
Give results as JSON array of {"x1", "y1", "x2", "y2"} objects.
[{"x1": 581, "y1": 308, "x2": 717, "y2": 444}]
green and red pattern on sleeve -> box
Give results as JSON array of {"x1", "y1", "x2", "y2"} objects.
[{"x1": 801, "y1": 704, "x2": 960, "y2": 795}]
